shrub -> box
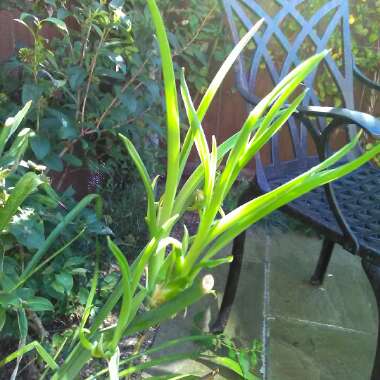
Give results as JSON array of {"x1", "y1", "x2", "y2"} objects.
[{"x1": 2, "y1": 1, "x2": 379, "y2": 378}]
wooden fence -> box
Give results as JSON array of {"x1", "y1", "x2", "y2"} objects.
[
  {"x1": 0, "y1": 9, "x2": 378, "y2": 177},
  {"x1": 0, "y1": 10, "x2": 31, "y2": 62}
]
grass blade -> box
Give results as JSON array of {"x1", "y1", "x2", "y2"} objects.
[
  {"x1": 119, "y1": 134, "x2": 156, "y2": 235},
  {"x1": 108, "y1": 238, "x2": 132, "y2": 350},
  {"x1": 21, "y1": 194, "x2": 101, "y2": 282},
  {"x1": 0, "y1": 341, "x2": 58, "y2": 370}
]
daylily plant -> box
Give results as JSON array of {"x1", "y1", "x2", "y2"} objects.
[{"x1": 2, "y1": 0, "x2": 380, "y2": 379}]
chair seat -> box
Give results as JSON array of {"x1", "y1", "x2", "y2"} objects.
[{"x1": 268, "y1": 163, "x2": 380, "y2": 256}]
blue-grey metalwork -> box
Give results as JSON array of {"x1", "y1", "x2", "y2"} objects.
[{"x1": 213, "y1": 1, "x2": 380, "y2": 379}]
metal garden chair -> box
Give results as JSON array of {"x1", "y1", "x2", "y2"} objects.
[{"x1": 212, "y1": 1, "x2": 380, "y2": 378}]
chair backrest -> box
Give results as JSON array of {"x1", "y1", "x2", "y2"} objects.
[{"x1": 222, "y1": 0, "x2": 355, "y2": 188}]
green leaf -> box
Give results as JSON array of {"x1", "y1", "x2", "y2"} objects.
[
  {"x1": 46, "y1": 109, "x2": 77, "y2": 140},
  {"x1": 19, "y1": 12, "x2": 39, "y2": 24},
  {"x1": 0, "y1": 128, "x2": 32, "y2": 168},
  {"x1": 44, "y1": 154, "x2": 64, "y2": 172},
  {"x1": 0, "y1": 172, "x2": 43, "y2": 232},
  {"x1": 30, "y1": 135, "x2": 51, "y2": 160},
  {"x1": 42, "y1": 17, "x2": 69, "y2": 34},
  {"x1": 22, "y1": 84, "x2": 42, "y2": 105},
  {"x1": 78, "y1": 288, "x2": 89, "y2": 305},
  {"x1": 107, "y1": 238, "x2": 132, "y2": 349},
  {"x1": 71, "y1": 268, "x2": 87, "y2": 275},
  {"x1": 119, "y1": 134, "x2": 156, "y2": 235},
  {"x1": 0, "y1": 307, "x2": 6, "y2": 332},
  {"x1": 200, "y1": 355, "x2": 259, "y2": 379},
  {"x1": 63, "y1": 153, "x2": 83, "y2": 168},
  {"x1": 27, "y1": 297, "x2": 54, "y2": 312},
  {"x1": 21, "y1": 194, "x2": 101, "y2": 282},
  {"x1": 10, "y1": 208, "x2": 45, "y2": 251},
  {"x1": 0, "y1": 291, "x2": 19, "y2": 307},
  {"x1": 180, "y1": 70, "x2": 212, "y2": 199},
  {"x1": 16, "y1": 287, "x2": 35, "y2": 301},
  {"x1": 68, "y1": 67, "x2": 87, "y2": 91},
  {"x1": 147, "y1": 0, "x2": 180, "y2": 223},
  {"x1": 51, "y1": 280, "x2": 65, "y2": 294},
  {"x1": 0, "y1": 341, "x2": 58, "y2": 370},
  {"x1": 17, "y1": 308, "x2": 28, "y2": 340},
  {"x1": 0, "y1": 101, "x2": 32, "y2": 156},
  {"x1": 55, "y1": 272, "x2": 73, "y2": 293}
]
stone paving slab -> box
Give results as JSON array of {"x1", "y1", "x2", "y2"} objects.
[{"x1": 146, "y1": 226, "x2": 377, "y2": 379}]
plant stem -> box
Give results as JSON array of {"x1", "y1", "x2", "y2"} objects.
[{"x1": 80, "y1": 29, "x2": 109, "y2": 128}]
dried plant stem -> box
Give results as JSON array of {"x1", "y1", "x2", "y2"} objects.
[
  {"x1": 26, "y1": 310, "x2": 48, "y2": 340},
  {"x1": 173, "y1": 3, "x2": 218, "y2": 57},
  {"x1": 95, "y1": 55, "x2": 151, "y2": 130},
  {"x1": 75, "y1": 24, "x2": 93, "y2": 121},
  {"x1": 80, "y1": 29, "x2": 109, "y2": 127}
]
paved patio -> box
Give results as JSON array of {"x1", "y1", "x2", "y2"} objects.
[{"x1": 147, "y1": 224, "x2": 377, "y2": 379}]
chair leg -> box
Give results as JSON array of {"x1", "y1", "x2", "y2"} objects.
[
  {"x1": 362, "y1": 259, "x2": 380, "y2": 380},
  {"x1": 211, "y1": 185, "x2": 255, "y2": 334},
  {"x1": 211, "y1": 229, "x2": 247, "y2": 333},
  {"x1": 310, "y1": 238, "x2": 335, "y2": 286}
]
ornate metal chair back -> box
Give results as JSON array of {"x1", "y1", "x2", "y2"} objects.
[{"x1": 222, "y1": 0, "x2": 355, "y2": 188}]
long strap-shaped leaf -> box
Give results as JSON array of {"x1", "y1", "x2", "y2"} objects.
[
  {"x1": 179, "y1": 20, "x2": 264, "y2": 176},
  {"x1": 200, "y1": 139, "x2": 380, "y2": 265},
  {"x1": 180, "y1": 71, "x2": 213, "y2": 201},
  {"x1": 21, "y1": 194, "x2": 101, "y2": 282},
  {"x1": 147, "y1": 0, "x2": 180, "y2": 224},
  {"x1": 108, "y1": 238, "x2": 132, "y2": 351},
  {"x1": 0, "y1": 341, "x2": 58, "y2": 371},
  {"x1": 119, "y1": 134, "x2": 157, "y2": 235}
]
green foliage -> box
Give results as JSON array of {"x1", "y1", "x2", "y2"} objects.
[
  {"x1": 2, "y1": 1, "x2": 379, "y2": 379},
  {"x1": 0, "y1": 0, "x2": 229, "y2": 260},
  {"x1": 0, "y1": 104, "x2": 107, "y2": 380},
  {"x1": 0, "y1": 0, "x2": 228, "y2": 173},
  {"x1": 1, "y1": 2, "x2": 379, "y2": 379}
]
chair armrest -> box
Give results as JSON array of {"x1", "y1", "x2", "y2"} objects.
[
  {"x1": 298, "y1": 105, "x2": 380, "y2": 138},
  {"x1": 295, "y1": 106, "x2": 380, "y2": 254},
  {"x1": 235, "y1": 82, "x2": 259, "y2": 106},
  {"x1": 353, "y1": 63, "x2": 380, "y2": 92}
]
